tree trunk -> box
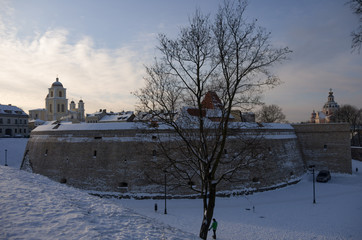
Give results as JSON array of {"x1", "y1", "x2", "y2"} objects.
[{"x1": 199, "y1": 184, "x2": 216, "y2": 239}]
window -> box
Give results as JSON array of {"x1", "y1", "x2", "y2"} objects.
[
  {"x1": 93, "y1": 150, "x2": 97, "y2": 157},
  {"x1": 7, "y1": 119, "x2": 10, "y2": 124},
  {"x1": 19, "y1": 119, "x2": 22, "y2": 124},
  {"x1": 15, "y1": 119, "x2": 18, "y2": 124},
  {"x1": 50, "y1": 91, "x2": 53, "y2": 97},
  {"x1": 15, "y1": 129, "x2": 17, "y2": 133},
  {"x1": 24, "y1": 129, "x2": 27, "y2": 134},
  {"x1": 0, "y1": 118, "x2": 3, "y2": 124},
  {"x1": 45, "y1": 149, "x2": 48, "y2": 156},
  {"x1": 19, "y1": 129, "x2": 22, "y2": 133},
  {"x1": 57, "y1": 104, "x2": 60, "y2": 113},
  {"x1": 0, "y1": 129, "x2": 2, "y2": 133},
  {"x1": 24, "y1": 120, "x2": 27, "y2": 124},
  {"x1": 118, "y1": 182, "x2": 128, "y2": 188},
  {"x1": 49, "y1": 104, "x2": 52, "y2": 113},
  {"x1": 59, "y1": 91, "x2": 62, "y2": 97}
]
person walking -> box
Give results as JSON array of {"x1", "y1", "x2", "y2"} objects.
[{"x1": 209, "y1": 218, "x2": 218, "y2": 239}]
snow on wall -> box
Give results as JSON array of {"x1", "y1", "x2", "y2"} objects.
[{"x1": 23, "y1": 122, "x2": 307, "y2": 194}]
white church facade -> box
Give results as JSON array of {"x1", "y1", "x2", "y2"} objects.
[
  {"x1": 29, "y1": 77, "x2": 85, "y2": 123},
  {"x1": 310, "y1": 89, "x2": 340, "y2": 123}
]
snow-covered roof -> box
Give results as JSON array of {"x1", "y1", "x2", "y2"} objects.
[
  {"x1": 32, "y1": 122, "x2": 146, "y2": 132},
  {"x1": 32, "y1": 120, "x2": 294, "y2": 133},
  {"x1": 99, "y1": 111, "x2": 134, "y2": 122},
  {"x1": 0, "y1": 104, "x2": 27, "y2": 116},
  {"x1": 29, "y1": 108, "x2": 46, "y2": 111}
]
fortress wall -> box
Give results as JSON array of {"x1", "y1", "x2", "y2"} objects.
[
  {"x1": 292, "y1": 123, "x2": 352, "y2": 173},
  {"x1": 23, "y1": 126, "x2": 305, "y2": 194}
]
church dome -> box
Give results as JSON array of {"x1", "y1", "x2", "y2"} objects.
[{"x1": 51, "y1": 77, "x2": 63, "y2": 87}]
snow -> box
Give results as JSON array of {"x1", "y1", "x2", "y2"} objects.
[
  {"x1": 1, "y1": 138, "x2": 362, "y2": 240},
  {"x1": 0, "y1": 104, "x2": 27, "y2": 115},
  {"x1": 32, "y1": 120, "x2": 295, "y2": 133},
  {"x1": 0, "y1": 138, "x2": 28, "y2": 168}
]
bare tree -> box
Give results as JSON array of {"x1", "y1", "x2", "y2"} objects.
[
  {"x1": 256, "y1": 104, "x2": 287, "y2": 123},
  {"x1": 134, "y1": 1, "x2": 291, "y2": 239},
  {"x1": 333, "y1": 104, "x2": 362, "y2": 145},
  {"x1": 348, "y1": 0, "x2": 362, "y2": 53}
]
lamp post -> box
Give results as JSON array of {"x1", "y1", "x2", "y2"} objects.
[
  {"x1": 309, "y1": 165, "x2": 316, "y2": 204},
  {"x1": 164, "y1": 170, "x2": 167, "y2": 214},
  {"x1": 5, "y1": 149, "x2": 8, "y2": 166}
]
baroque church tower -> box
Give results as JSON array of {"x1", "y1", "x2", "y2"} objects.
[
  {"x1": 310, "y1": 89, "x2": 340, "y2": 123},
  {"x1": 322, "y1": 88, "x2": 340, "y2": 116},
  {"x1": 29, "y1": 76, "x2": 85, "y2": 123},
  {"x1": 45, "y1": 77, "x2": 68, "y2": 121}
]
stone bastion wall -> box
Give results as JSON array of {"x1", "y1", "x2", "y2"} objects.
[
  {"x1": 21, "y1": 123, "x2": 351, "y2": 195},
  {"x1": 292, "y1": 123, "x2": 352, "y2": 174}
]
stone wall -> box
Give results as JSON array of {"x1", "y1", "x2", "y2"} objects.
[
  {"x1": 22, "y1": 125, "x2": 306, "y2": 194},
  {"x1": 292, "y1": 123, "x2": 352, "y2": 173}
]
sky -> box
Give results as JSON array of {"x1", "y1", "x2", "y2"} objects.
[{"x1": 0, "y1": 0, "x2": 361, "y2": 123}]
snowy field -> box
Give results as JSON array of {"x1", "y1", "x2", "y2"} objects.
[{"x1": 1, "y1": 138, "x2": 362, "y2": 240}]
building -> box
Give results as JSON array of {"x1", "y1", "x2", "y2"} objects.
[
  {"x1": 0, "y1": 104, "x2": 29, "y2": 137},
  {"x1": 29, "y1": 77, "x2": 85, "y2": 122},
  {"x1": 20, "y1": 91, "x2": 352, "y2": 195},
  {"x1": 85, "y1": 109, "x2": 135, "y2": 123},
  {"x1": 311, "y1": 89, "x2": 340, "y2": 123},
  {"x1": 21, "y1": 121, "x2": 352, "y2": 195},
  {"x1": 67, "y1": 99, "x2": 85, "y2": 122}
]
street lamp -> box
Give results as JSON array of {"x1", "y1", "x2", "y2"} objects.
[
  {"x1": 309, "y1": 165, "x2": 316, "y2": 204},
  {"x1": 164, "y1": 169, "x2": 167, "y2": 214},
  {"x1": 5, "y1": 149, "x2": 8, "y2": 166}
]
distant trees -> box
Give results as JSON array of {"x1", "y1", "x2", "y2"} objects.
[
  {"x1": 333, "y1": 104, "x2": 362, "y2": 145},
  {"x1": 134, "y1": 1, "x2": 291, "y2": 239},
  {"x1": 256, "y1": 104, "x2": 287, "y2": 123},
  {"x1": 348, "y1": 0, "x2": 362, "y2": 53}
]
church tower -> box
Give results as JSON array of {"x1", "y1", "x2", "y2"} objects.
[
  {"x1": 70, "y1": 100, "x2": 76, "y2": 111},
  {"x1": 78, "y1": 99, "x2": 85, "y2": 122},
  {"x1": 45, "y1": 77, "x2": 68, "y2": 121},
  {"x1": 322, "y1": 88, "x2": 340, "y2": 116}
]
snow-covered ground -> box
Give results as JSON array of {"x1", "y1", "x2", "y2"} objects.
[{"x1": 1, "y1": 138, "x2": 362, "y2": 239}]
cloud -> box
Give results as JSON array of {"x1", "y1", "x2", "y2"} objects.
[{"x1": 0, "y1": 19, "x2": 150, "y2": 114}]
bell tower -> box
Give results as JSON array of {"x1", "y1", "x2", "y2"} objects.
[
  {"x1": 45, "y1": 77, "x2": 68, "y2": 121},
  {"x1": 322, "y1": 88, "x2": 339, "y2": 117}
]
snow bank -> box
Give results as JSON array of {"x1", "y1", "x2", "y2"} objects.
[
  {"x1": 1, "y1": 139, "x2": 361, "y2": 239},
  {"x1": 0, "y1": 166, "x2": 198, "y2": 240}
]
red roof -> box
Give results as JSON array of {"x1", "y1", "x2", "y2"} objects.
[{"x1": 201, "y1": 91, "x2": 222, "y2": 109}]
